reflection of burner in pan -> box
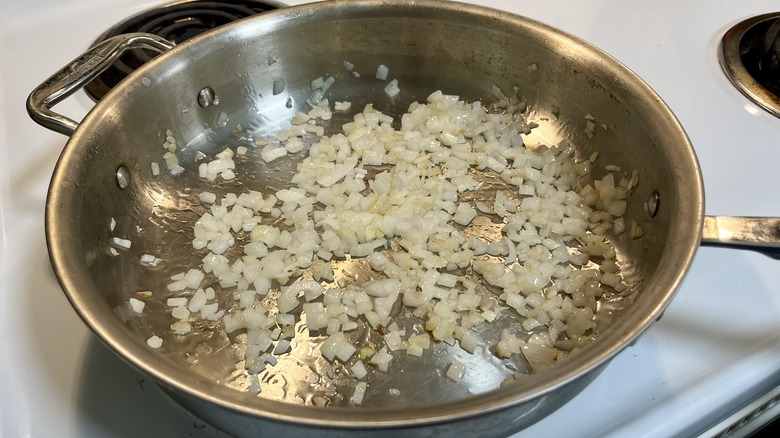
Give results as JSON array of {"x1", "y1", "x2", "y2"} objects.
[
  {"x1": 720, "y1": 13, "x2": 780, "y2": 118},
  {"x1": 85, "y1": 0, "x2": 284, "y2": 102}
]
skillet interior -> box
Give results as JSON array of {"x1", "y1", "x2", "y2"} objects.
[{"x1": 45, "y1": 0, "x2": 703, "y2": 433}]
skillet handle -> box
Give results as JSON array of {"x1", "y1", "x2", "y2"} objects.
[
  {"x1": 26, "y1": 33, "x2": 174, "y2": 137},
  {"x1": 701, "y1": 216, "x2": 780, "y2": 260}
]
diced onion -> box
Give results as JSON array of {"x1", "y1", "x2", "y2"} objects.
[
  {"x1": 146, "y1": 335, "x2": 163, "y2": 348},
  {"x1": 129, "y1": 298, "x2": 145, "y2": 313},
  {"x1": 384, "y1": 79, "x2": 400, "y2": 97},
  {"x1": 156, "y1": 87, "x2": 636, "y2": 406},
  {"x1": 352, "y1": 382, "x2": 367, "y2": 405},
  {"x1": 446, "y1": 361, "x2": 466, "y2": 382},
  {"x1": 351, "y1": 360, "x2": 368, "y2": 379},
  {"x1": 375, "y1": 64, "x2": 389, "y2": 80},
  {"x1": 111, "y1": 237, "x2": 131, "y2": 249}
]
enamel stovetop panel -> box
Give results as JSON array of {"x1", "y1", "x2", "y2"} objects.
[{"x1": 2, "y1": 1, "x2": 779, "y2": 437}]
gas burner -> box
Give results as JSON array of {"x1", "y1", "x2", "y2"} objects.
[
  {"x1": 720, "y1": 12, "x2": 780, "y2": 118},
  {"x1": 85, "y1": 0, "x2": 284, "y2": 101}
]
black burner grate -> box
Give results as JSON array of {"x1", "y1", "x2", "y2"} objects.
[
  {"x1": 85, "y1": 0, "x2": 282, "y2": 101},
  {"x1": 738, "y1": 17, "x2": 780, "y2": 99},
  {"x1": 720, "y1": 13, "x2": 780, "y2": 118}
]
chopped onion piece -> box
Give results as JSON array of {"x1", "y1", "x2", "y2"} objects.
[
  {"x1": 140, "y1": 254, "x2": 162, "y2": 267},
  {"x1": 446, "y1": 361, "x2": 466, "y2": 382},
  {"x1": 171, "y1": 306, "x2": 190, "y2": 320},
  {"x1": 129, "y1": 298, "x2": 145, "y2": 313},
  {"x1": 375, "y1": 64, "x2": 389, "y2": 80},
  {"x1": 260, "y1": 145, "x2": 288, "y2": 163},
  {"x1": 371, "y1": 348, "x2": 393, "y2": 372},
  {"x1": 384, "y1": 79, "x2": 400, "y2": 97},
  {"x1": 334, "y1": 101, "x2": 352, "y2": 112},
  {"x1": 171, "y1": 320, "x2": 191, "y2": 335},
  {"x1": 273, "y1": 339, "x2": 291, "y2": 355},
  {"x1": 167, "y1": 297, "x2": 188, "y2": 307},
  {"x1": 453, "y1": 203, "x2": 477, "y2": 226},
  {"x1": 147, "y1": 335, "x2": 163, "y2": 348},
  {"x1": 352, "y1": 382, "x2": 367, "y2": 405},
  {"x1": 111, "y1": 237, "x2": 131, "y2": 249},
  {"x1": 351, "y1": 360, "x2": 368, "y2": 379}
]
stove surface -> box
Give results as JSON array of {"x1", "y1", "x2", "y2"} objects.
[{"x1": 3, "y1": 1, "x2": 780, "y2": 437}]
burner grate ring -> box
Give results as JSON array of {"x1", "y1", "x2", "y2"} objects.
[
  {"x1": 720, "y1": 13, "x2": 780, "y2": 118},
  {"x1": 85, "y1": 0, "x2": 284, "y2": 102}
]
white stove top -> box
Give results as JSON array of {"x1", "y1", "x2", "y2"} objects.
[{"x1": 2, "y1": 1, "x2": 780, "y2": 437}]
